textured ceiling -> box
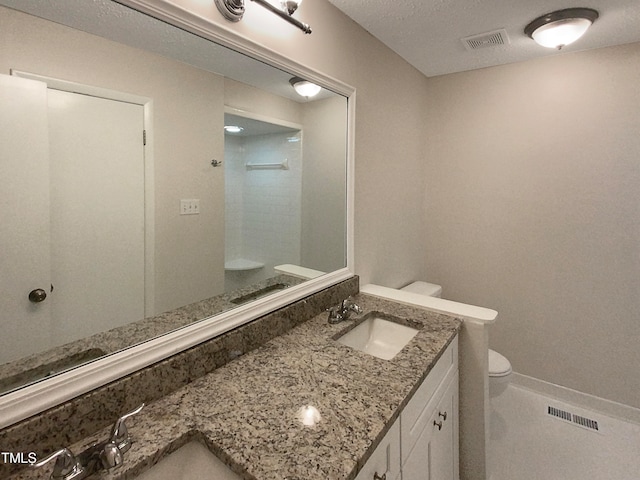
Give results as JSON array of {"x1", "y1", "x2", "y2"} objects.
[{"x1": 325, "y1": 0, "x2": 640, "y2": 77}]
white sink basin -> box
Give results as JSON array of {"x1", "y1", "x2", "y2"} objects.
[
  {"x1": 135, "y1": 441, "x2": 241, "y2": 480},
  {"x1": 336, "y1": 313, "x2": 419, "y2": 360}
]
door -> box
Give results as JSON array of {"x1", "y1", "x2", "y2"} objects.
[
  {"x1": 0, "y1": 74, "x2": 52, "y2": 364},
  {"x1": 47, "y1": 88, "x2": 145, "y2": 344},
  {"x1": 0, "y1": 76, "x2": 146, "y2": 364}
]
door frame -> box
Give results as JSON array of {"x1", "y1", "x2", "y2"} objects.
[{"x1": 12, "y1": 70, "x2": 156, "y2": 316}]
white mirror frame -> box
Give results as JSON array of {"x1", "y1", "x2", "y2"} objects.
[{"x1": 0, "y1": 0, "x2": 356, "y2": 429}]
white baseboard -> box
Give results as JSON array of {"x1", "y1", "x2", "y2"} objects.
[{"x1": 511, "y1": 372, "x2": 640, "y2": 426}]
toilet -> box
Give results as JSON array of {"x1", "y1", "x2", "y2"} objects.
[
  {"x1": 487, "y1": 348, "x2": 512, "y2": 397},
  {"x1": 400, "y1": 281, "x2": 512, "y2": 397}
]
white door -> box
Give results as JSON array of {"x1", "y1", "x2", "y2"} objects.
[
  {"x1": 47, "y1": 89, "x2": 145, "y2": 344},
  {"x1": 0, "y1": 74, "x2": 52, "y2": 364}
]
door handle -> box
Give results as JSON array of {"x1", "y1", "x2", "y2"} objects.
[{"x1": 28, "y1": 288, "x2": 47, "y2": 303}]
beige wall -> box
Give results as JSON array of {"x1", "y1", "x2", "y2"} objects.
[
  {"x1": 224, "y1": 77, "x2": 303, "y2": 124},
  {"x1": 166, "y1": 0, "x2": 431, "y2": 288},
  {"x1": 424, "y1": 42, "x2": 640, "y2": 409},
  {"x1": 301, "y1": 95, "x2": 347, "y2": 272},
  {"x1": 0, "y1": 7, "x2": 226, "y2": 315}
]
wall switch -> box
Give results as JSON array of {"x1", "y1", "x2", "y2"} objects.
[{"x1": 180, "y1": 199, "x2": 200, "y2": 215}]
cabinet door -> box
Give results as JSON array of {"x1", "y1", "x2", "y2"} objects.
[
  {"x1": 355, "y1": 419, "x2": 401, "y2": 480},
  {"x1": 430, "y1": 372, "x2": 458, "y2": 480},
  {"x1": 401, "y1": 338, "x2": 458, "y2": 463},
  {"x1": 402, "y1": 372, "x2": 459, "y2": 480}
]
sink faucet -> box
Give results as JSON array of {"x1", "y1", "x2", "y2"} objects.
[
  {"x1": 31, "y1": 404, "x2": 145, "y2": 480},
  {"x1": 327, "y1": 297, "x2": 363, "y2": 324}
]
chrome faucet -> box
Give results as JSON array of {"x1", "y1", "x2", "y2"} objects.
[
  {"x1": 31, "y1": 404, "x2": 145, "y2": 480},
  {"x1": 327, "y1": 297, "x2": 363, "y2": 324}
]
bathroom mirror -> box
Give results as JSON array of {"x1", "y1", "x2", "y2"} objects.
[{"x1": 0, "y1": 0, "x2": 353, "y2": 424}]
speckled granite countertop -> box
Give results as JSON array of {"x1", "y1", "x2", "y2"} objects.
[
  {"x1": 13, "y1": 293, "x2": 461, "y2": 480},
  {"x1": 0, "y1": 275, "x2": 302, "y2": 394}
]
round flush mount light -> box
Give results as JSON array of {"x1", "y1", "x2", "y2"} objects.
[
  {"x1": 525, "y1": 8, "x2": 599, "y2": 50},
  {"x1": 289, "y1": 77, "x2": 321, "y2": 98},
  {"x1": 224, "y1": 125, "x2": 244, "y2": 134}
]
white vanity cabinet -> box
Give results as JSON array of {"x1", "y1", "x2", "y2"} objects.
[
  {"x1": 400, "y1": 337, "x2": 459, "y2": 480},
  {"x1": 355, "y1": 336, "x2": 459, "y2": 480},
  {"x1": 355, "y1": 419, "x2": 401, "y2": 480}
]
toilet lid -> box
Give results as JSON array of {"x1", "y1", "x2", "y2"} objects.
[
  {"x1": 488, "y1": 349, "x2": 512, "y2": 377},
  {"x1": 400, "y1": 281, "x2": 442, "y2": 297}
]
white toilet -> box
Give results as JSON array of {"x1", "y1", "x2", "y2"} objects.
[{"x1": 400, "y1": 281, "x2": 512, "y2": 397}]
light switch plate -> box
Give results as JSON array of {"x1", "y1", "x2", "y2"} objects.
[{"x1": 180, "y1": 199, "x2": 200, "y2": 215}]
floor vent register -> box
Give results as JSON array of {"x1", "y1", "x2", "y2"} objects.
[{"x1": 547, "y1": 405, "x2": 600, "y2": 432}]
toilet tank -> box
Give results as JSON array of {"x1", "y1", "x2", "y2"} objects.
[{"x1": 400, "y1": 281, "x2": 442, "y2": 298}]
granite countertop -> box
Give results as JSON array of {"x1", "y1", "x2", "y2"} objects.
[
  {"x1": 14, "y1": 293, "x2": 461, "y2": 480},
  {"x1": 0, "y1": 275, "x2": 302, "y2": 394}
]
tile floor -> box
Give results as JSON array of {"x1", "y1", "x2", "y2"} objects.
[{"x1": 488, "y1": 384, "x2": 640, "y2": 480}]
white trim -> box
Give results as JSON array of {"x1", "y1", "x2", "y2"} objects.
[
  {"x1": 11, "y1": 70, "x2": 152, "y2": 106},
  {"x1": 0, "y1": 267, "x2": 352, "y2": 429},
  {"x1": 11, "y1": 70, "x2": 157, "y2": 318},
  {"x1": 0, "y1": 1, "x2": 356, "y2": 429},
  {"x1": 360, "y1": 284, "x2": 498, "y2": 324},
  {"x1": 511, "y1": 373, "x2": 640, "y2": 426}
]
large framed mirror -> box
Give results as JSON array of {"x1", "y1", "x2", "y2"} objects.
[{"x1": 0, "y1": 0, "x2": 354, "y2": 427}]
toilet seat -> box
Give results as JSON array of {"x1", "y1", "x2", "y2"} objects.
[{"x1": 489, "y1": 349, "x2": 512, "y2": 377}]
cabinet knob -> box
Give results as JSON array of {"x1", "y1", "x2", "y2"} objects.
[
  {"x1": 433, "y1": 420, "x2": 443, "y2": 431},
  {"x1": 373, "y1": 473, "x2": 386, "y2": 480}
]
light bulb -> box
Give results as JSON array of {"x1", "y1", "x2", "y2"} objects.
[
  {"x1": 531, "y1": 18, "x2": 592, "y2": 49},
  {"x1": 281, "y1": 0, "x2": 301, "y2": 15}
]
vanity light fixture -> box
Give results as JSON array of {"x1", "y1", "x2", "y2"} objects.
[
  {"x1": 289, "y1": 76, "x2": 321, "y2": 98},
  {"x1": 214, "y1": 0, "x2": 312, "y2": 34},
  {"x1": 525, "y1": 8, "x2": 599, "y2": 50}
]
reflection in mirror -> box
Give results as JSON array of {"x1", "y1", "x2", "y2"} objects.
[{"x1": 0, "y1": 0, "x2": 348, "y2": 395}]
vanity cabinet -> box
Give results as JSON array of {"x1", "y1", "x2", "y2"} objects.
[
  {"x1": 355, "y1": 419, "x2": 401, "y2": 480},
  {"x1": 402, "y1": 373, "x2": 458, "y2": 480},
  {"x1": 401, "y1": 337, "x2": 459, "y2": 480},
  {"x1": 356, "y1": 337, "x2": 458, "y2": 480}
]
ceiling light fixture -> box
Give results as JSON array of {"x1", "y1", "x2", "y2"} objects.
[
  {"x1": 289, "y1": 77, "x2": 321, "y2": 98},
  {"x1": 224, "y1": 125, "x2": 244, "y2": 134},
  {"x1": 214, "y1": 0, "x2": 312, "y2": 34},
  {"x1": 525, "y1": 8, "x2": 598, "y2": 50}
]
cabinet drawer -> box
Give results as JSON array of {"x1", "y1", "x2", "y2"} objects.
[
  {"x1": 400, "y1": 336, "x2": 457, "y2": 463},
  {"x1": 355, "y1": 419, "x2": 401, "y2": 480}
]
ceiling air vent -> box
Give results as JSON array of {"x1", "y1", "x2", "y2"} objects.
[{"x1": 462, "y1": 29, "x2": 510, "y2": 51}]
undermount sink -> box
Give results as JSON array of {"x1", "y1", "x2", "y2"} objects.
[
  {"x1": 135, "y1": 441, "x2": 241, "y2": 480},
  {"x1": 336, "y1": 312, "x2": 419, "y2": 360}
]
